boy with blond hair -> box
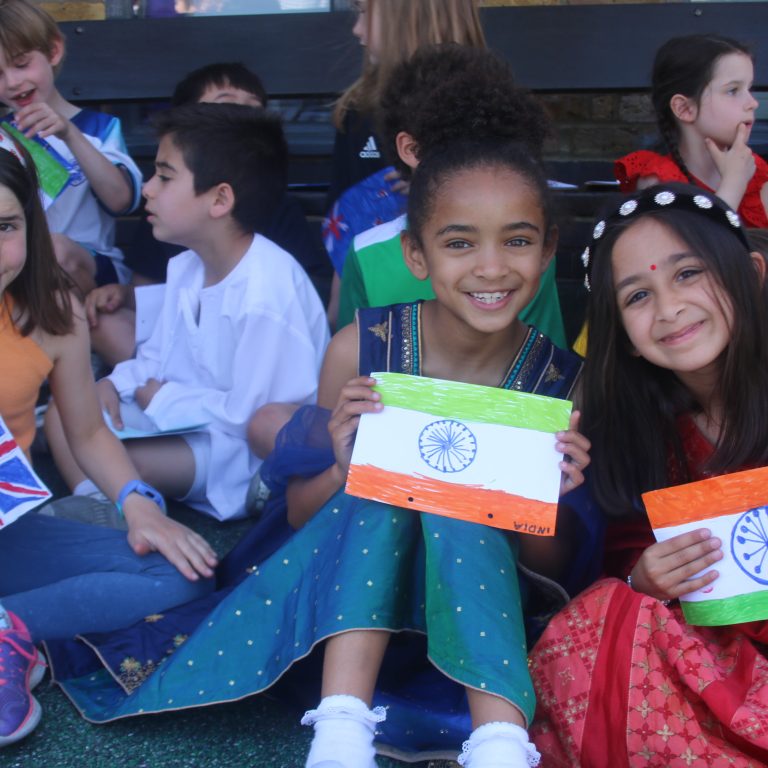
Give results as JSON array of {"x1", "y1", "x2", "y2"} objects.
[{"x1": 0, "y1": 0, "x2": 141, "y2": 294}]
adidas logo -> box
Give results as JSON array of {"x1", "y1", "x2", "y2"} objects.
[{"x1": 359, "y1": 136, "x2": 381, "y2": 159}]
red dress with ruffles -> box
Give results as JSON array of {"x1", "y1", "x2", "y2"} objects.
[
  {"x1": 529, "y1": 416, "x2": 768, "y2": 767},
  {"x1": 616, "y1": 150, "x2": 768, "y2": 228}
]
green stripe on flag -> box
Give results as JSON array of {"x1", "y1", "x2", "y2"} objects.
[
  {"x1": 3, "y1": 123, "x2": 69, "y2": 201},
  {"x1": 682, "y1": 591, "x2": 768, "y2": 626},
  {"x1": 372, "y1": 372, "x2": 571, "y2": 432}
]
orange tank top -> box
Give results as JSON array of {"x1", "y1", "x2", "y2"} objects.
[{"x1": 0, "y1": 297, "x2": 53, "y2": 455}]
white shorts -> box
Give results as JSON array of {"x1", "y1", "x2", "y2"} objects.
[{"x1": 179, "y1": 431, "x2": 211, "y2": 511}]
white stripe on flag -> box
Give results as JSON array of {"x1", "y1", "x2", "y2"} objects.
[
  {"x1": 351, "y1": 405, "x2": 561, "y2": 504},
  {"x1": 654, "y1": 511, "x2": 767, "y2": 603}
]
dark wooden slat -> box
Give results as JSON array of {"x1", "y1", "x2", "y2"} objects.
[
  {"x1": 57, "y1": 4, "x2": 768, "y2": 103},
  {"x1": 483, "y1": 3, "x2": 768, "y2": 92},
  {"x1": 57, "y1": 12, "x2": 362, "y2": 101}
]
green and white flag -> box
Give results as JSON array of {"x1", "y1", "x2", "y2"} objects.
[{"x1": 0, "y1": 122, "x2": 69, "y2": 210}]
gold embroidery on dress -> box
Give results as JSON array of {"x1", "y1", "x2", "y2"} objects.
[
  {"x1": 119, "y1": 656, "x2": 160, "y2": 692},
  {"x1": 368, "y1": 321, "x2": 388, "y2": 343},
  {"x1": 544, "y1": 364, "x2": 562, "y2": 383},
  {"x1": 513, "y1": 333, "x2": 545, "y2": 390},
  {"x1": 144, "y1": 614, "x2": 164, "y2": 623},
  {"x1": 118, "y1": 634, "x2": 188, "y2": 692},
  {"x1": 500, "y1": 330, "x2": 530, "y2": 386},
  {"x1": 400, "y1": 305, "x2": 414, "y2": 373}
]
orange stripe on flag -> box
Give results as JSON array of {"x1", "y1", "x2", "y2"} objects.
[
  {"x1": 642, "y1": 466, "x2": 768, "y2": 528},
  {"x1": 346, "y1": 464, "x2": 557, "y2": 536}
]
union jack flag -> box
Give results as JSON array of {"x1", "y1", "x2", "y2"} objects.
[{"x1": 0, "y1": 415, "x2": 51, "y2": 527}]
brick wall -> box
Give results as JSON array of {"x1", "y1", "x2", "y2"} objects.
[
  {"x1": 481, "y1": 3, "x2": 659, "y2": 161},
  {"x1": 541, "y1": 92, "x2": 656, "y2": 161}
]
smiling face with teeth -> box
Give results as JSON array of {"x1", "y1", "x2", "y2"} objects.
[
  {"x1": 403, "y1": 163, "x2": 555, "y2": 345},
  {"x1": 0, "y1": 40, "x2": 62, "y2": 112},
  {"x1": 612, "y1": 217, "x2": 739, "y2": 396}
]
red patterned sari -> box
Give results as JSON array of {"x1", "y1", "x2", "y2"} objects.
[{"x1": 529, "y1": 418, "x2": 768, "y2": 767}]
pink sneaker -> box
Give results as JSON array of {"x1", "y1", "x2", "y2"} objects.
[{"x1": 0, "y1": 613, "x2": 45, "y2": 747}]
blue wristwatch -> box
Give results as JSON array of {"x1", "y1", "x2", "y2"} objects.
[{"x1": 116, "y1": 480, "x2": 167, "y2": 516}]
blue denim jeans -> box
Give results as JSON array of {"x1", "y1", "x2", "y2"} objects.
[{"x1": 0, "y1": 514, "x2": 214, "y2": 641}]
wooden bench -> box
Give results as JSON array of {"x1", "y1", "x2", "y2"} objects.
[
  {"x1": 57, "y1": 3, "x2": 768, "y2": 343},
  {"x1": 57, "y1": 5, "x2": 768, "y2": 100}
]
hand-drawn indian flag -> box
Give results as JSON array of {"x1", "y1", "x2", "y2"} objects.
[
  {"x1": 345, "y1": 372, "x2": 571, "y2": 536},
  {"x1": 0, "y1": 122, "x2": 70, "y2": 210},
  {"x1": 643, "y1": 466, "x2": 768, "y2": 626}
]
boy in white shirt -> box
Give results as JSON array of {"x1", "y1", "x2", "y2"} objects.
[{"x1": 47, "y1": 103, "x2": 330, "y2": 521}]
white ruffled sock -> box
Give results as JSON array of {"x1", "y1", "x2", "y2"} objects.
[
  {"x1": 457, "y1": 721, "x2": 541, "y2": 768},
  {"x1": 302, "y1": 694, "x2": 386, "y2": 768}
]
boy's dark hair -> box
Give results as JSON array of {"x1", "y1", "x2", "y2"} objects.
[
  {"x1": 406, "y1": 139, "x2": 555, "y2": 249},
  {"x1": 581, "y1": 189, "x2": 768, "y2": 517},
  {"x1": 152, "y1": 103, "x2": 287, "y2": 235},
  {"x1": 652, "y1": 34, "x2": 752, "y2": 182},
  {"x1": 379, "y1": 43, "x2": 551, "y2": 178},
  {"x1": 171, "y1": 62, "x2": 268, "y2": 107},
  {"x1": 1, "y1": 145, "x2": 72, "y2": 336}
]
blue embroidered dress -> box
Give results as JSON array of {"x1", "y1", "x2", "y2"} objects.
[{"x1": 48, "y1": 302, "x2": 594, "y2": 760}]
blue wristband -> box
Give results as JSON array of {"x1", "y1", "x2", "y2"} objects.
[{"x1": 116, "y1": 480, "x2": 166, "y2": 516}]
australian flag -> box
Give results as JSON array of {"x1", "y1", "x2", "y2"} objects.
[{"x1": 0, "y1": 415, "x2": 51, "y2": 527}]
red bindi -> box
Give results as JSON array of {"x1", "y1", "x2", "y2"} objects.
[{"x1": 650, "y1": 264, "x2": 657, "y2": 271}]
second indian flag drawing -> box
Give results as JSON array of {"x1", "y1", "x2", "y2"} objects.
[
  {"x1": 643, "y1": 466, "x2": 768, "y2": 626},
  {"x1": 345, "y1": 372, "x2": 571, "y2": 536}
]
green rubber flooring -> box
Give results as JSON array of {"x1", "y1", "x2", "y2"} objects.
[
  {"x1": 3, "y1": 452, "x2": 456, "y2": 768},
  {"x1": 4, "y1": 683, "x2": 453, "y2": 767}
]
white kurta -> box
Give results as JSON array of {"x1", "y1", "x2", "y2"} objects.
[{"x1": 108, "y1": 234, "x2": 330, "y2": 520}]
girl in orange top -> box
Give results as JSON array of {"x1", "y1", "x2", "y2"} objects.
[{"x1": 0, "y1": 140, "x2": 216, "y2": 748}]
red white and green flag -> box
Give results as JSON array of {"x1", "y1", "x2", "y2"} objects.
[
  {"x1": 643, "y1": 466, "x2": 768, "y2": 626},
  {"x1": 345, "y1": 372, "x2": 571, "y2": 536}
]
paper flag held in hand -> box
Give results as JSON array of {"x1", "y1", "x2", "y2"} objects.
[
  {"x1": 644, "y1": 466, "x2": 768, "y2": 626},
  {"x1": 346, "y1": 372, "x2": 571, "y2": 536},
  {"x1": 0, "y1": 121, "x2": 70, "y2": 210}
]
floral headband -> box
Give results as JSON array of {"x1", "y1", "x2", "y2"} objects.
[{"x1": 581, "y1": 184, "x2": 750, "y2": 291}]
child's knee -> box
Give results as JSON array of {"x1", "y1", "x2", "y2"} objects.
[
  {"x1": 125, "y1": 437, "x2": 197, "y2": 501},
  {"x1": 247, "y1": 402, "x2": 299, "y2": 458},
  {"x1": 52, "y1": 234, "x2": 91, "y2": 272},
  {"x1": 52, "y1": 234, "x2": 97, "y2": 294},
  {"x1": 90, "y1": 309, "x2": 137, "y2": 366},
  {"x1": 124, "y1": 441, "x2": 158, "y2": 482}
]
